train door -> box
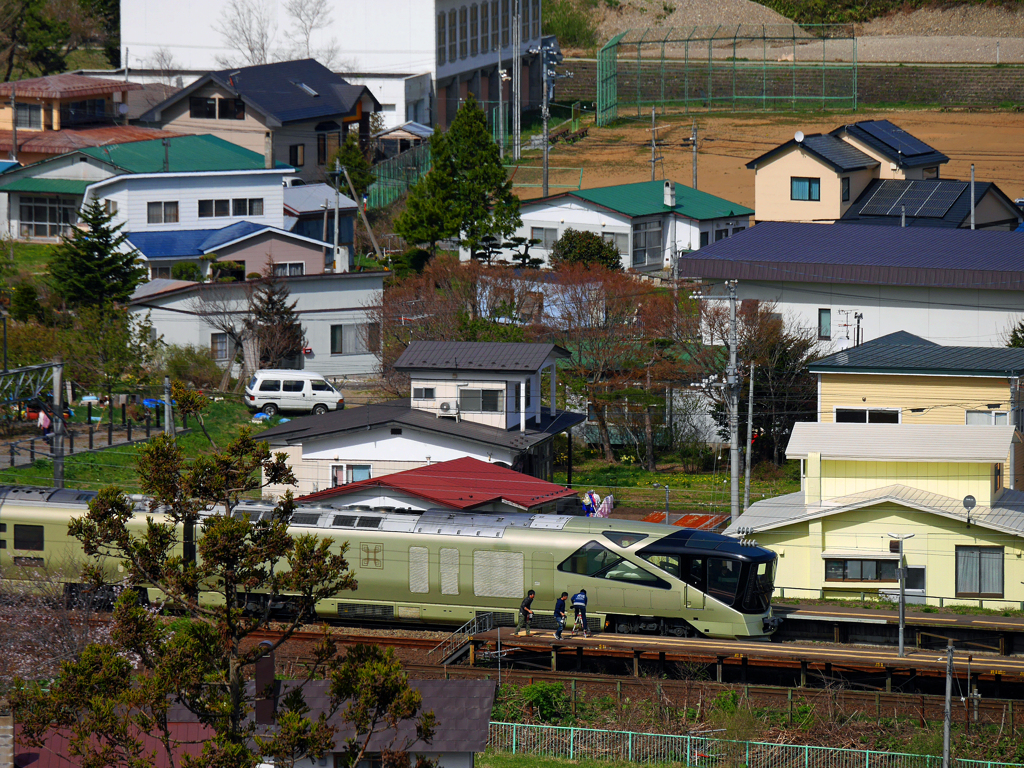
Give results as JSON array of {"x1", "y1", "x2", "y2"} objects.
[
  {"x1": 531, "y1": 552, "x2": 554, "y2": 602},
  {"x1": 684, "y1": 557, "x2": 706, "y2": 612}
]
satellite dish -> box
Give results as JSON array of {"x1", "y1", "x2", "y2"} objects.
[
  {"x1": 794, "y1": 131, "x2": 804, "y2": 143},
  {"x1": 118, "y1": 103, "x2": 130, "y2": 115},
  {"x1": 834, "y1": 337, "x2": 852, "y2": 350},
  {"x1": 963, "y1": 495, "x2": 976, "y2": 511}
]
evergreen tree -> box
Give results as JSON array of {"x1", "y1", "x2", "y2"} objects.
[
  {"x1": 1008, "y1": 320, "x2": 1024, "y2": 348},
  {"x1": 393, "y1": 130, "x2": 461, "y2": 256},
  {"x1": 247, "y1": 275, "x2": 305, "y2": 368},
  {"x1": 550, "y1": 228, "x2": 623, "y2": 270},
  {"x1": 328, "y1": 132, "x2": 375, "y2": 200},
  {"x1": 9, "y1": 281, "x2": 43, "y2": 323},
  {"x1": 48, "y1": 199, "x2": 147, "y2": 308}
]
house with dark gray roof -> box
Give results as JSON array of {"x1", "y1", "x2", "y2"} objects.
[
  {"x1": 137, "y1": 59, "x2": 381, "y2": 183},
  {"x1": 746, "y1": 119, "x2": 954, "y2": 224},
  {"x1": 256, "y1": 341, "x2": 585, "y2": 497},
  {"x1": 677, "y1": 222, "x2": 1024, "y2": 347}
]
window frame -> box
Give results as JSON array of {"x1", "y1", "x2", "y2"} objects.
[
  {"x1": 841, "y1": 176, "x2": 851, "y2": 202},
  {"x1": 448, "y1": 9, "x2": 458, "y2": 63},
  {"x1": 189, "y1": 96, "x2": 217, "y2": 119},
  {"x1": 147, "y1": 201, "x2": 178, "y2": 225},
  {"x1": 413, "y1": 387, "x2": 436, "y2": 400},
  {"x1": 19, "y1": 195, "x2": 78, "y2": 238},
  {"x1": 211, "y1": 333, "x2": 229, "y2": 360},
  {"x1": 530, "y1": 226, "x2": 558, "y2": 250},
  {"x1": 218, "y1": 97, "x2": 245, "y2": 120},
  {"x1": 15, "y1": 102, "x2": 42, "y2": 129},
  {"x1": 459, "y1": 5, "x2": 468, "y2": 59},
  {"x1": 791, "y1": 176, "x2": 821, "y2": 202},
  {"x1": 834, "y1": 407, "x2": 901, "y2": 424},
  {"x1": 817, "y1": 307, "x2": 831, "y2": 340},
  {"x1": 955, "y1": 546, "x2": 1003, "y2": 598},
  {"x1": 459, "y1": 387, "x2": 502, "y2": 413},
  {"x1": 631, "y1": 219, "x2": 663, "y2": 267},
  {"x1": 289, "y1": 144, "x2": 305, "y2": 167},
  {"x1": 480, "y1": 1, "x2": 489, "y2": 53},
  {"x1": 13, "y1": 524, "x2": 44, "y2": 551},
  {"x1": 272, "y1": 262, "x2": 305, "y2": 277},
  {"x1": 437, "y1": 12, "x2": 447, "y2": 65},
  {"x1": 966, "y1": 410, "x2": 1009, "y2": 426},
  {"x1": 330, "y1": 323, "x2": 376, "y2": 356},
  {"x1": 824, "y1": 558, "x2": 898, "y2": 583}
]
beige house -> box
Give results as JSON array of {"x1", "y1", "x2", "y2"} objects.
[{"x1": 727, "y1": 422, "x2": 1024, "y2": 607}]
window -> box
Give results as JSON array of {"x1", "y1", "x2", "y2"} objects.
[
  {"x1": 289, "y1": 144, "x2": 305, "y2": 167},
  {"x1": 714, "y1": 229, "x2": 729, "y2": 242},
  {"x1": 311, "y1": 379, "x2": 332, "y2": 392},
  {"x1": 531, "y1": 0, "x2": 540, "y2": 37},
  {"x1": 956, "y1": 547, "x2": 1003, "y2": 597},
  {"x1": 530, "y1": 226, "x2": 558, "y2": 249},
  {"x1": 147, "y1": 201, "x2": 178, "y2": 224},
  {"x1": 211, "y1": 333, "x2": 229, "y2": 360},
  {"x1": 219, "y1": 98, "x2": 245, "y2": 120},
  {"x1": 469, "y1": 4, "x2": 478, "y2": 56},
  {"x1": 272, "y1": 262, "x2": 305, "y2": 277},
  {"x1": 409, "y1": 546, "x2": 429, "y2": 593},
  {"x1": 448, "y1": 9, "x2": 457, "y2": 62},
  {"x1": 198, "y1": 199, "x2": 233, "y2": 218},
  {"x1": 732, "y1": 226, "x2": 745, "y2": 234},
  {"x1": 189, "y1": 96, "x2": 217, "y2": 119},
  {"x1": 699, "y1": 231, "x2": 710, "y2": 248},
  {"x1": 632, "y1": 220, "x2": 662, "y2": 267},
  {"x1": 835, "y1": 408, "x2": 900, "y2": 424},
  {"x1": 923, "y1": 166, "x2": 938, "y2": 180},
  {"x1": 791, "y1": 177, "x2": 821, "y2": 201},
  {"x1": 491, "y1": 0, "x2": 499, "y2": 49},
  {"x1": 602, "y1": 232, "x2": 629, "y2": 254},
  {"x1": 151, "y1": 266, "x2": 171, "y2": 280},
  {"x1": 966, "y1": 410, "x2": 1008, "y2": 426},
  {"x1": 480, "y1": 1, "x2": 489, "y2": 52},
  {"x1": 441, "y1": 548, "x2": 459, "y2": 595},
  {"x1": 282, "y1": 380, "x2": 305, "y2": 392},
  {"x1": 330, "y1": 324, "x2": 374, "y2": 355},
  {"x1": 413, "y1": 387, "x2": 436, "y2": 399},
  {"x1": 825, "y1": 559, "x2": 898, "y2": 582},
  {"x1": 18, "y1": 196, "x2": 77, "y2": 238},
  {"x1": 521, "y1": 0, "x2": 529, "y2": 39},
  {"x1": 841, "y1": 176, "x2": 851, "y2": 202},
  {"x1": 103, "y1": 199, "x2": 118, "y2": 216},
  {"x1": 817, "y1": 308, "x2": 831, "y2": 340},
  {"x1": 15, "y1": 103, "x2": 42, "y2": 129},
  {"x1": 317, "y1": 132, "x2": 340, "y2": 165},
  {"x1": 906, "y1": 566, "x2": 926, "y2": 591},
  {"x1": 258, "y1": 379, "x2": 281, "y2": 392},
  {"x1": 347, "y1": 465, "x2": 371, "y2": 483},
  {"x1": 459, "y1": 388, "x2": 501, "y2": 412},
  {"x1": 437, "y1": 12, "x2": 446, "y2": 64},
  {"x1": 230, "y1": 198, "x2": 263, "y2": 216},
  {"x1": 13, "y1": 524, "x2": 44, "y2": 551},
  {"x1": 501, "y1": 0, "x2": 509, "y2": 47},
  {"x1": 459, "y1": 6, "x2": 468, "y2": 59},
  {"x1": 707, "y1": 557, "x2": 741, "y2": 602},
  {"x1": 557, "y1": 541, "x2": 666, "y2": 588}
]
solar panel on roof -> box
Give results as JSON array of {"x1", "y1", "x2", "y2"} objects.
[
  {"x1": 860, "y1": 181, "x2": 910, "y2": 216},
  {"x1": 916, "y1": 182, "x2": 967, "y2": 218},
  {"x1": 859, "y1": 180, "x2": 967, "y2": 219},
  {"x1": 859, "y1": 121, "x2": 935, "y2": 157}
]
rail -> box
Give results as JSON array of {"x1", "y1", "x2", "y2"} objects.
[
  {"x1": 488, "y1": 721, "x2": 1024, "y2": 768},
  {"x1": 427, "y1": 612, "x2": 494, "y2": 665}
]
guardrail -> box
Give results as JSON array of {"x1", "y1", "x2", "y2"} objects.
[
  {"x1": 427, "y1": 612, "x2": 494, "y2": 665},
  {"x1": 488, "y1": 721, "x2": 1024, "y2": 768}
]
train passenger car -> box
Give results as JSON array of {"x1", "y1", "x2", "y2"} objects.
[{"x1": 0, "y1": 486, "x2": 779, "y2": 639}]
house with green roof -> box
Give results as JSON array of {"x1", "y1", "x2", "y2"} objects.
[
  {"x1": 0, "y1": 134, "x2": 296, "y2": 243},
  {"x1": 475, "y1": 180, "x2": 753, "y2": 272}
]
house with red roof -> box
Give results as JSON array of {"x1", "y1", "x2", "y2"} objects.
[{"x1": 298, "y1": 456, "x2": 579, "y2": 515}]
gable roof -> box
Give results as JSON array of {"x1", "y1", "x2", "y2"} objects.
[
  {"x1": 394, "y1": 341, "x2": 570, "y2": 373},
  {"x1": 675, "y1": 221, "x2": 1024, "y2": 291},
  {"x1": 531, "y1": 180, "x2": 752, "y2": 221},
  {"x1": 0, "y1": 125, "x2": 177, "y2": 161},
  {"x1": 785, "y1": 422, "x2": 1017, "y2": 462},
  {"x1": 256, "y1": 399, "x2": 585, "y2": 452},
  {"x1": 860, "y1": 330, "x2": 937, "y2": 347},
  {"x1": 746, "y1": 134, "x2": 879, "y2": 173},
  {"x1": 0, "y1": 73, "x2": 142, "y2": 99},
  {"x1": 831, "y1": 119, "x2": 949, "y2": 169},
  {"x1": 78, "y1": 134, "x2": 280, "y2": 173},
  {"x1": 839, "y1": 178, "x2": 1022, "y2": 229},
  {"x1": 139, "y1": 59, "x2": 380, "y2": 126},
  {"x1": 810, "y1": 338, "x2": 1024, "y2": 376},
  {"x1": 284, "y1": 182, "x2": 358, "y2": 216},
  {"x1": 297, "y1": 456, "x2": 577, "y2": 510},
  {"x1": 126, "y1": 222, "x2": 330, "y2": 260}
]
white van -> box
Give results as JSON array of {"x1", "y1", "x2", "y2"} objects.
[{"x1": 245, "y1": 370, "x2": 344, "y2": 416}]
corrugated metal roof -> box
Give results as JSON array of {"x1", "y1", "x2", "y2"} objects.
[
  {"x1": 78, "y1": 134, "x2": 278, "y2": 173},
  {"x1": 0, "y1": 177, "x2": 91, "y2": 195},
  {"x1": 677, "y1": 221, "x2": 1024, "y2": 290},
  {"x1": 727, "y1": 484, "x2": 1024, "y2": 539},
  {"x1": 746, "y1": 134, "x2": 878, "y2": 173},
  {"x1": 561, "y1": 180, "x2": 753, "y2": 220},
  {"x1": 394, "y1": 341, "x2": 570, "y2": 372},
  {"x1": 786, "y1": 422, "x2": 1017, "y2": 462},
  {"x1": 0, "y1": 74, "x2": 142, "y2": 99},
  {"x1": 130, "y1": 278, "x2": 197, "y2": 300},
  {"x1": 127, "y1": 222, "x2": 327, "y2": 259},
  {"x1": 0, "y1": 125, "x2": 177, "y2": 158},
  {"x1": 284, "y1": 182, "x2": 357, "y2": 215},
  {"x1": 810, "y1": 339, "x2": 1024, "y2": 376}
]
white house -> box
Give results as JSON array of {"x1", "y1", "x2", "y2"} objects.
[
  {"x1": 471, "y1": 180, "x2": 753, "y2": 272},
  {"x1": 255, "y1": 340, "x2": 586, "y2": 496},
  {"x1": 677, "y1": 221, "x2": 1024, "y2": 347},
  {"x1": 120, "y1": 0, "x2": 544, "y2": 127},
  {"x1": 129, "y1": 271, "x2": 384, "y2": 378}
]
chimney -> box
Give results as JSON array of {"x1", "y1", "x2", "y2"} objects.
[
  {"x1": 663, "y1": 180, "x2": 675, "y2": 208},
  {"x1": 264, "y1": 131, "x2": 274, "y2": 170},
  {"x1": 254, "y1": 641, "x2": 277, "y2": 725},
  {"x1": 0, "y1": 697, "x2": 13, "y2": 768}
]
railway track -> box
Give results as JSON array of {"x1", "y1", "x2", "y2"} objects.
[{"x1": 247, "y1": 628, "x2": 441, "y2": 650}]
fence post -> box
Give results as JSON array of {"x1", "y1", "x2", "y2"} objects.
[
  {"x1": 628, "y1": 731, "x2": 632, "y2": 762},
  {"x1": 805, "y1": 744, "x2": 809, "y2": 768},
  {"x1": 127, "y1": 419, "x2": 132, "y2": 443},
  {"x1": 788, "y1": 689, "x2": 793, "y2": 724},
  {"x1": 8, "y1": 444, "x2": 13, "y2": 467},
  {"x1": 89, "y1": 426, "x2": 94, "y2": 450},
  {"x1": 570, "y1": 728, "x2": 574, "y2": 761},
  {"x1": 68, "y1": 430, "x2": 73, "y2": 454},
  {"x1": 29, "y1": 439, "x2": 34, "y2": 462},
  {"x1": 512, "y1": 723, "x2": 516, "y2": 754},
  {"x1": 121, "y1": 402, "x2": 126, "y2": 425},
  {"x1": 571, "y1": 679, "x2": 576, "y2": 717},
  {"x1": 108, "y1": 421, "x2": 113, "y2": 446}
]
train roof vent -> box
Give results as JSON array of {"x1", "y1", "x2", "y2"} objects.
[
  {"x1": 355, "y1": 517, "x2": 381, "y2": 529},
  {"x1": 289, "y1": 512, "x2": 322, "y2": 526},
  {"x1": 333, "y1": 515, "x2": 357, "y2": 527}
]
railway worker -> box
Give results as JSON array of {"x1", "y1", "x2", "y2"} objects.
[
  {"x1": 571, "y1": 589, "x2": 589, "y2": 637},
  {"x1": 554, "y1": 591, "x2": 568, "y2": 639},
  {"x1": 515, "y1": 589, "x2": 536, "y2": 636}
]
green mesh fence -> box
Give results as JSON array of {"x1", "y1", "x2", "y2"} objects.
[{"x1": 367, "y1": 142, "x2": 432, "y2": 209}]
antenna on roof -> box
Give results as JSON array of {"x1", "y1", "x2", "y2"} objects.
[{"x1": 794, "y1": 131, "x2": 804, "y2": 143}]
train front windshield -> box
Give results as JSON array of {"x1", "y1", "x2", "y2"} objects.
[{"x1": 739, "y1": 557, "x2": 777, "y2": 614}]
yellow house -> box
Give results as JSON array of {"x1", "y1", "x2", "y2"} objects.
[{"x1": 727, "y1": 422, "x2": 1024, "y2": 607}]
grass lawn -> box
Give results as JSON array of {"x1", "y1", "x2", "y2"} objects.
[
  {"x1": 553, "y1": 458, "x2": 801, "y2": 514},
  {"x1": 10, "y1": 241, "x2": 57, "y2": 276},
  {"x1": 0, "y1": 397, "x2": 278, "y2": 493}
]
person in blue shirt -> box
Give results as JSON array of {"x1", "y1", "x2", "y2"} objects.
[
  {"x1": 571, "y1": 589, "x2": 589, "y2": 637},
  {"x1": 554, "y1": 592, "x2": 568, "y2": 639}
]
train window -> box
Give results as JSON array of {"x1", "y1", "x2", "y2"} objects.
[
  {"x1": 602, "y1": 531, "x2": 648, "y2": 548},
  {"x1": 0, "y1": 540, "x2": 5, "y2": 548},
  {"x1": 601, "y1": 560, "x2": 666, "y2": 588},
  {"x1": 356, "y1": 517, "x2": 381, "y2": 529},
  {"x1": 557, "y1": 541, "x2": 621, "y2": 577},
  {"x1": 641, "y1": 553, "x2": 681, "y2": 578},
  {"x1": 440, "y1": 548, "x2": 459, "y2": 595},
  {"x1": 14, "y1": 556, "x2": 44, "y2": 567},
  {"x1": 14, "y1": 524, "x2": 43, "y2": 551},
  {"x1": 688, "y1": 558, "x2": 705, "y2": 590},
  {"x1": 409, "y1": 546, "x2": 429, "y2": 593},
  {"x1": 707, "y1": 557, "x2": 740, "y2": 603}
]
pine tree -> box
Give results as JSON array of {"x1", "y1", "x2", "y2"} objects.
[
  {"x1": 328, "y1": 132, "x2": 375, "y2": 200},
  {"x1": 247, "y1": 275, "x2": 305, "y2": 368},
  {"x1": 48, "y1": 199, "x2": 147, "y2": 308},
  {"x1": 394, "y1": 131, "x2": 462, "y2": 257}
]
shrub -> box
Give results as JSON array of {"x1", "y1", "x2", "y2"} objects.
[
  {"x1": 157, "y1": 344, "x2": 224, "y2": 389},
  {"x1": 544, "y1": 0, "x2": 598, "y2": 49},
  {"x1": 550, "y1": 228, "x2": 621, "y2": 270},
  {"x1": 171, "y1": 262, "x2": 202, "y2": 282},
  {"x1": 520, "y1": 681, "x2": 569, "y2": 723}
]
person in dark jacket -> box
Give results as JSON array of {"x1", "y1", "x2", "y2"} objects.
[
  {"x1": 554, "y1": 592, "x2": 568, "y2": 639},
  {"x1": 571, "y1": 589, "x2": 589, "y2": 637},
  {"x1": 515, "y1": 589, "x2": 536, "y2": 636}
]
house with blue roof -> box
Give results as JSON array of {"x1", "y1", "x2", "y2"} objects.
[
  {"x1": 677, "y1": 221, "x2": 1024, "y2": 347},
  {"x1": 472, "y1": 179, "x2": 753, "y2": 272}
]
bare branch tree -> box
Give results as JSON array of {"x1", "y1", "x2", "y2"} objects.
[
  {"x1": 187, "y1": 283, "x2": 259, "y2": 391},
  {"x1": 215, "y1": 0, "x2": 277, "y2": 67},
  {"x1": 283, "y1": 0, "x2": 339, "y2": 68}
]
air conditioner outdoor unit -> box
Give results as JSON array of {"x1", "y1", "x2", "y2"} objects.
[{"x1": 437, "y1": 401, "x2": 460, "y2": 421}]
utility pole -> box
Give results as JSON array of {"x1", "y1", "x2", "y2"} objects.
[
  {"x1": 691, "y1": 122, "x2": 697, "y2": 189},
  {"x1": 541, "y1": 49, "x2": 550, "y2": 197},
  {"x1": 164, "y1": 375, "x2": 174, "y2": 437},
  {"x1": 52, "y1": 360, "x2": 64, "y2": 489},
  {"x1": 650, "y1": 107, "x2": 657, "y2": 181},
  {"x1": 10, "y1": 85, "x2": 17, "y2": 163},
  {"x1": 497, "y1": 56, "x2": 506, "y2": 158},
  {"x1": 727, "y1": 280, "x2": 739, "y2": 524},
  {"x1": 342, "y1": 165, "x2": 383, "y2": 265},
  {"x1": 943, "y1": 643, "x2": 953, "y2": 768},
  {"x1": 333, "y1": 159, "x2": 341, "y2": 270},
  {"x1": 511, "y1": 0, "x2": 521, "y2": 160},
  {"x1": 970, "y1": 163, "x2": 976, "y2": 230},
  {"x1": 743, "y1": 361, "x2": 754, "y2": 510}
]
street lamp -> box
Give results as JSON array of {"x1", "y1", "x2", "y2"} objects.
[
  {"x1": 887, "y1": 532, "x2": 915, "y2": 657},
  {"x1": 652, "y1": 482, "x2": 671, "y2": 525}
]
